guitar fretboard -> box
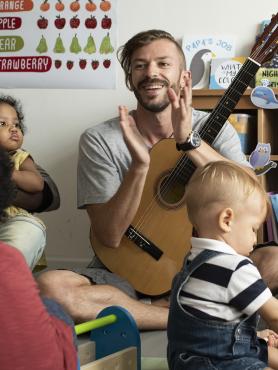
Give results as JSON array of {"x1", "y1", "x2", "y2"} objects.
[{"x1": 172, "y1": 57, "x2": 261, "y2": 185}]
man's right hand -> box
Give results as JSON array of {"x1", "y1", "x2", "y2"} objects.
[{"x1": 119, "y1": 105, "x2": 150, "y2": 167}]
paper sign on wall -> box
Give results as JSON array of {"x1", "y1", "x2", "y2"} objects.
[{"x1": 0, "y1": 0, "x2": 117, "y2": 89}]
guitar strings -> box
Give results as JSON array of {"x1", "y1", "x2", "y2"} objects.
[{"x1": 131, "y1": 34, "x2": 277, "y2": 238}]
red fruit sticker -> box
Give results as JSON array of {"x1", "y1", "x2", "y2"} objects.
[
  {"x1": 85, "y1": 15, "x2": 97, "y2": 29},
  {"x1": 55, "y1": 15, "x2": 66, "y2": 29},
  {"x1": 70, "y1": 15, "x2": 80, "y2": 28},
  {"x1": 101, "y1": 15, "x2": 111, "y2": 29},
  {"x1": 67, "y1": 60, "x2": 74, "y2": 70},
  {"x1": 55, "y1": 60, "x2": 62, "y2": 69},
  {"x1": 103, "y1": 59, "x2": 111, "y2": 68},
  {"x1": 79, "y1": 59, "x2": 87, "y2": 69},
  {"x1": 37, "y1": 16, "x2": 48, "y2": 29},
  {"x1": 91, "y1": 60, "x2": 99, "y2": 69}
]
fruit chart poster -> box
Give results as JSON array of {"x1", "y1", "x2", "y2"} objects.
[{"x1": 0, "y1": 0, "x2": 117, "y2": 88}]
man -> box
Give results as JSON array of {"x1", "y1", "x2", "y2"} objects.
[{"x1": 37, "y1": 29, "x2": 278, "y2": 330}]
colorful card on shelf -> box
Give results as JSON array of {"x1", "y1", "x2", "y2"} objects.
[
  {"x1": 0, "y1": 0, "x2": 117, "y2": 89},
  {"x1": 256, "y1": 68, "x2": 278, "y2": 88},
  {"x1": 209, "y1": 57, "x2": 246, "y2": 90},
  {"x1": 182, "y1": 35, "x2": 235, "y2": 89},
  {"x1": 270, "y1": 194, "x2": 278, "y2": 224}
]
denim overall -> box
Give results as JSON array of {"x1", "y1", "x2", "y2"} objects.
[{"x1": 167, "y1": 250, "x2": 268, "y2": 370}]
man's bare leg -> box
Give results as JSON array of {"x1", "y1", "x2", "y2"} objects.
[{"x1": 37, "y1": 270, "x2": 169, "y2": 330}]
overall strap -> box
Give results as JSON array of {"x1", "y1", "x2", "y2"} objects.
[{"x1": 181, "y1": 249, "x2": 223, "y2": 281}]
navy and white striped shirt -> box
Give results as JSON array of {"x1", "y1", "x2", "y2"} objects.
[{"x1": 178, "y1": 238, "x2": 272, "y2": 322}]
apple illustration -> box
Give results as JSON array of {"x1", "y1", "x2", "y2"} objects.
[
  {"x1": 37, "y1": 16, "x2": 48, "y2": 29},
  {"x1": 55, "y1": 60, "x2": 62, "y2": 69},
  {"x1": 101, "y1": 15, "x2": 111, "y2": 29},
  {"x1": 55, "y1": 15, "x2": 66, "y2": 29},
  {"x1": 85, "y1": 15, "x2": 97, "y2": 29},
  {"x1": 91, "y1": 60, "x2": 99, "y2": 70},
  {"x1": 70, "y1": 15, "x2": 80, "y2": 29},
  {"x1": 67, "y1": 60, "x2": 74, "y2": 70},
  {"x1": 79, "y1": 59, "x2": 87, "y2": 69},
  {"x1": 103, "y1": 59, "x2": 111, "y2": 68}
]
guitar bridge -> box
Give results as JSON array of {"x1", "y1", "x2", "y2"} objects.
[{"x1": 125, "y1": 226, "x2": 163, "y2": 261}]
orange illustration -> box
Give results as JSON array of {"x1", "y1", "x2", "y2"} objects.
[
  {"x1": 85, "y1": 0, "x2": 97, "y2": 12},
  {"x1": 70, "y1": 0, "x2": 80, "y2": 12},
  {"x1": 40, "y1": 0, "x2": 50, "y2": 11},
  {"x1": 100, "y1": 0, "x2": 111, "y2": 12},
  {"x1": 55, "y1": 0, "x2": 65, "y2": 11}
]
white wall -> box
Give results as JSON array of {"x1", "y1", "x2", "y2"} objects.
[{"x1": 2, "y1": 0, "x2": 277, "y2": 267}]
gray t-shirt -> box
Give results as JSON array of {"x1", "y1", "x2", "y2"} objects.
[{"x1": 77, "y1": 109, "x2": 250, "y2": 208}]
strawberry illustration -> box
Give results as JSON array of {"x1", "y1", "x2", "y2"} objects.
[
  {"x1": 67, "y1": 60, "x2": 74, "y2": 70},
  {"x1": 91, "y1": 60, "x2": 99, "y2": 70},
  {"x1": 103, "y1": 59, "x2": 111, "y2": 68},
  {"x1": 55, "y1": 60, "x2": 62, "y2": 69},
  {"x1": 79, "y1": 59, "x2": 87, "y2": 69}
]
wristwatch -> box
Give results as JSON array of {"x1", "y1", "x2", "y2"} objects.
[{"x1": 176, "y1": 130, "x2": 201, "y2": 151}]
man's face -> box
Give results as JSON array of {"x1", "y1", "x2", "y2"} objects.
[{"x1": 130, "y1": 39, "x2": 185, "y2": 113}]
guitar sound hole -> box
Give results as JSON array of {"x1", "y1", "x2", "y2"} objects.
[{"x1": 156, "y1": 172, "x2": 186, "y2": 208}]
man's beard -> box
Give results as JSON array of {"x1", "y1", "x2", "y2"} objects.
[{"x1": 133, "y1": 77, "x2": 179, "y2": 113}]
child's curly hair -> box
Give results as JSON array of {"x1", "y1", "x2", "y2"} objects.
[
  {"x1": 0, "y1": 148, "x2": 16, "y2": 220},
  {"x1": 0, "y1": 94, "x2": 25, "y2": 134}
]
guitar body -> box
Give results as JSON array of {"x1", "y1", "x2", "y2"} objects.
[{"x1": 92, "y1": 139, "x2": 193, "y2": 296}]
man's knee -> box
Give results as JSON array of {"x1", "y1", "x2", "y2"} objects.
[{"x1": 37, "y1": 270, "x2": 91, "y2": 297}]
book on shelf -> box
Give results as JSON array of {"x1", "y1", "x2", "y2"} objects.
[
  {"x1": 268, "y1": 193, "x2": 278, "y2": 243},
  {"x1": 209, "y1": 57, "x2": 246, "y2": 90},
  {"x1": 255, "y1": 68, "x2": 278, "y2": 88}
]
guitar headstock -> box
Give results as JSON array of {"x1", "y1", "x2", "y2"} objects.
[{"x1": 250, "y1": 12, "x2": 278, "y2": 65}]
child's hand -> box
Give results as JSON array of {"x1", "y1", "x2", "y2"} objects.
[{"x1": 257, "y1": 329, "x2": 278, "y2": 348}]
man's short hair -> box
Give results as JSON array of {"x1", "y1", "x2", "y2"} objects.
[
  {"x1": 0, "y1": 94, "x2": 25, "y2": 134},
  {"x1": 117, "y1": 29, "x2": 186, "y2": 90},
  {"x1": 0, "y1": 148, "x2": 16, "y2": 219}
]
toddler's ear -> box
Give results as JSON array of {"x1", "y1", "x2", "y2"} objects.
[{"x1": 219, "y1": 208, "x2": 233, "y2": 232}]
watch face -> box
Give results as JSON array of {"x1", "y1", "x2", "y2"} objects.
[{"x1": 191, "y1": 131, "x2": 201, "y2": 147}]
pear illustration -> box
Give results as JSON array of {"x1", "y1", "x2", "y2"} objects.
[
  {"x1": 70, "y1": 34, "x2": 82, "y2": 54},
  {"x1": 36, "y1": 35, "x2": 48, "y2": 53},
  {"x1": 99, "y1": 33, "x2": 114, "y2": 54},
  {"x1": 84, "y1": 34, "x2": 96, "y2": 54},
  {"x1": 53, "y1": 34, "x2": 65, "y2": 53}
]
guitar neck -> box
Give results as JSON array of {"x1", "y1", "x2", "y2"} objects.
[
  {"x1": 199, "y1": 57, "x2": 260, "y2": 144},
  {"x1": 175, "y1": 57, "x2": 261, "y2": 185}
]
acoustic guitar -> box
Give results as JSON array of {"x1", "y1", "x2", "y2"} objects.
[{"x1": 92, "y1": 14, "x2": 278, "y2": 296}]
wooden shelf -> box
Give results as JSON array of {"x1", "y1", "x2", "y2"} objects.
[{"x1": 192, "y1": 89, "x2": 278, "y2": 243}]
